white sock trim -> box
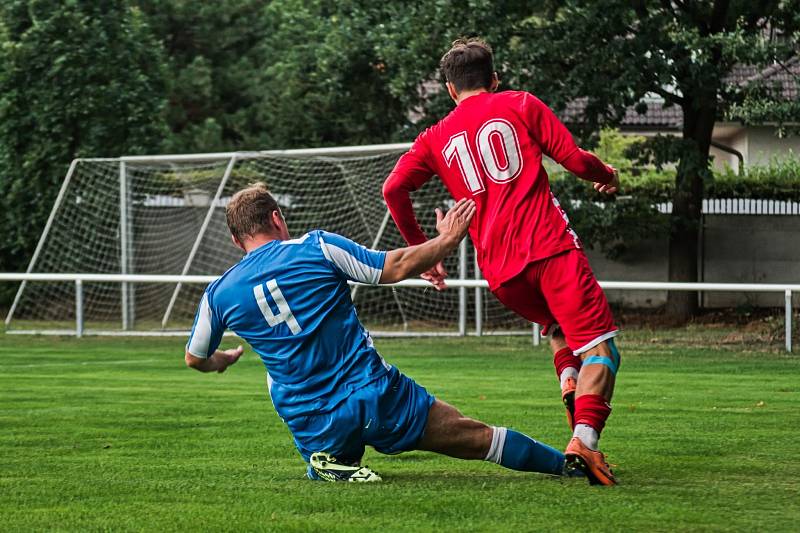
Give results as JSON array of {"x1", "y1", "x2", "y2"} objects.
[
  {"x1": 484, "y1": 426, "x2": 507, "y2": 464},
  {"x1": 573, "y1": 423, "x2": 599, "y2": 451}
]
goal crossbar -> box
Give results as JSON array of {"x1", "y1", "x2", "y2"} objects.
[{"x1": 77, "y1": 143, "x2": 414, "y2": 165}]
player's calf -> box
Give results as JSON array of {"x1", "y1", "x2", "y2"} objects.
[
  {"x1": 572, "y1": 338, "x2": 620, "y2": 451},
  {"x1": 416, "y1": 400, "x2": 572, "y2": 477},
  {"x1": 550, "y1": 325, "x2": 581, "y2": 428}
]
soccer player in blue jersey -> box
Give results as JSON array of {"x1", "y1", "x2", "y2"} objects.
[{"x1": 184, "y1": 183, "x2": 585, "y2": 482}]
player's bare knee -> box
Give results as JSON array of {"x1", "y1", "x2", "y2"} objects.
[
  {"x1": 475, "y1": 423, "x2": 493, "y2": 458},
  {"x1": 549, "y1": 336, "x2": 568, "y2": 352},
  {"x1": 580, "y1": 339, "x2": 620, "y2": 368},
  {"x1": 548, "y1": 324, "x2": 568, "y2": 352}
]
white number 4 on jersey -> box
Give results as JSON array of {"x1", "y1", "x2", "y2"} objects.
[{"x1": 253, "y1": 279, "x2": 302, "y2": 335}]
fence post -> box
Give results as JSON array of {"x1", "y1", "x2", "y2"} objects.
[
  {"x1": 75, "y1": 279, "x2": 84, "y2": 338},
  {"x1": 120, "y1": 161, "x2": 134, "y2": 330},
  {"x1": 474, "y1": 248, "x2": 482, "y2": 337},
  {"x1": 786, "y1": 289, "x2": 793, "y2": 353},
  {"x1": 458, "y1": 238, "x2": 467, "y2": 336}
]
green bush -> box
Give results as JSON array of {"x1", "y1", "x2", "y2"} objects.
[
  {"x1": 711, "y1": 154, "x2": 800, "y2": 201},
  {"x1": 549, "y1": 131, "x2": 800, "y2": 258}
]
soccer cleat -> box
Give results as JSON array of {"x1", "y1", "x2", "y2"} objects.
[
  {"x1": 309, "y1": 452, "x2": 382, "y2": 483},
  {"x1": 564, "y1": 437, "x2": 617, "y2": 486},
  {"x1": 306, "y1": 464, "x2": 321, "y2": 481},
  {"x1": 561, "y1": 376, "x2": 577, "y2": 429},
  {"x1": 562, "y1": 461, "x2": 587, "y2": 478}
]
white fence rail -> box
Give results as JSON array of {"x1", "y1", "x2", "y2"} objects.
[{"x1": 0, "y1": 273, "x2": 797, "y2": 352}]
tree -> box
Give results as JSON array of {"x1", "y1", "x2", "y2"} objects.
[
  {"x1": 507, "y1": 1, "x2": 800, "y2": 319},
  {"x1": 137, "y1": 0, "x2": 419, "y2": 151},
  {"x1": 249, "y1": 0, "x2": 414, "y2": 148},
  {"x1": 0, "y1": 0, "x2": 168, "y2": 285},
  {"x1": 135, "y1": 0, "x2": 267, "y2": 152}
]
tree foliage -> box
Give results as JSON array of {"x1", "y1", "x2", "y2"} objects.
[
  {"x1": 0, "y1": 0, "x2": 168, "y2": 281},
  {"x1": 1, "y1": 0, "x2": 798, "y2": 318},
  {"x1": 510, "y1": 0, "x2": 800, "y2": 318},
  {"x1": 135, "y1": 0, "x2": 265, "y2": 152}
]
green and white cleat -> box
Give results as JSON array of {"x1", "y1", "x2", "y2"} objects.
[{"x1": 309, "y1": 452, "x2": 382, "y2": 483}]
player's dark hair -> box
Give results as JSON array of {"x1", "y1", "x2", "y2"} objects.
[
  {"x1": 226, "y1": 182, "x2": 280, "y2": 242},
  {"x1": 439, "y1": 37, "x2": 494, "y2": 92}
]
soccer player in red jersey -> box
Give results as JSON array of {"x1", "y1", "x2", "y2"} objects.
[{"x1": 383, "y1": 38, "x2": 622, "y2": 485}]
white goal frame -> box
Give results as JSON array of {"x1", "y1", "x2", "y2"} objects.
[{"x1": 2, "y1": 143, "x2": 798, "y2": 351}]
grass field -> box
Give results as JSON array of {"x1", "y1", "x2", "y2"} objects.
[{"x1": 1, "y1": 332, "x2": 799, "y2": 532}]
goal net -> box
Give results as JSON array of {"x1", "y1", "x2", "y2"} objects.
[{"x1": 4, "y1": 146, "x2": 531, "y2": 336}]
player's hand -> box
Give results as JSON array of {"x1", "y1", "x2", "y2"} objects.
[
  {"x1": 593, "y1": 167, "x2": 619, "y2": 195},
  {"x1": 435, "y1": 198, "x2": 476, "y2": 244},
  {"x1": 421, "y1": 262, "x2": 448, "y2": 291},
  {"x1": 217, "y1": 345, "x2": 243, "y2": 373}
]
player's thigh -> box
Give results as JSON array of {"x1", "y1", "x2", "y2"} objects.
[
  {"x1": 363, "y1": 369, "x2": 435, "y2": 456},
  {"x1": 415, "y1": 399, "x2": 492, "y2": 459},
  {"x1": 492, "y1": 265, "x2": 555, "y2": 329},
  {"x1": 539, "y1": 249, "x2": 617, "y2": 353}
]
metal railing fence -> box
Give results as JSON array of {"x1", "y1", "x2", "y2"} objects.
[{"x1": 1, "y1": 273, "x2": 796, "y2": 352}]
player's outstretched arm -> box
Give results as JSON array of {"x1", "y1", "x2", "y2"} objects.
[
  {"x1": 560, "y1": 150, "x2": 620, "y2": 194},
  {"x1": 379, "y1": 199, "x2": 475, "y2": 285},
  {"x1": 185, "y1": 346, "x2": 243, "y2": 373}
]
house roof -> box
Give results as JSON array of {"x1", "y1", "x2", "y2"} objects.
[
  {"x1": 560, "y1": 58, "x2": 799, "y2": 129},
  {"x1": 561, "y1": 97, "x2": 683, "y2": 130},
  {"x1": 725, "y1": 57, "x2": 799, "y2": 100}
]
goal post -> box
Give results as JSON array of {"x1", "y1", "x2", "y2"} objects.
[{"x1": 4, "y1": 144, "x2": 532, "y2": 337}]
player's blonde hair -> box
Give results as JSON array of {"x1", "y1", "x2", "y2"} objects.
[{"x1": 226, "y1": 182, "x2": 281, "y2": 242}]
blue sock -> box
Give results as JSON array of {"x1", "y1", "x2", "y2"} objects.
[{"x1": 485, "y1": 427, "x2": 565, "y2": 475}]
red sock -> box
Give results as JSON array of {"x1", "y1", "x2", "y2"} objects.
[
  {"x1": 574, "y1": 394, "x2": 612, "y2": 433},
  {"x1": 553, "y1": 347, "x2": 580, "y2": 378}
]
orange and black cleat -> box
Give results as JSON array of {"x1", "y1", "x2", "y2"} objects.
[
  {"x1": 564, "y1": 437, "x2": 617, "y2": 486},
  {"x1": 561, "y1": 376, "x2": 577, "y2": 429}
]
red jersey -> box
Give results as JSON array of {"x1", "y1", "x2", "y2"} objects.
[{"x1": 383, "y1": 90, "x2": 614, "y2": 290}]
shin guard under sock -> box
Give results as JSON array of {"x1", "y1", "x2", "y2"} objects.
[{"x1": 484, "y1": 427, "x2": 564, "y2": 475}]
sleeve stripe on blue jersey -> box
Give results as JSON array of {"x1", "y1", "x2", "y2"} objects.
[
  {"x1": 319, "y1": 236, "x2": 383, "y2": 285},
  {"x1": 187, "y1": 293, "x2": 214, "y2": 358}
]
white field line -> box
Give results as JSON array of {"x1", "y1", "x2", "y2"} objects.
[{"x1": 1, "y1": 358, "x2": 168, "y2": 369}]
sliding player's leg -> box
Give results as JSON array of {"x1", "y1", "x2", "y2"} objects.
[
  {"x1": 539, "y1": 249, "x2": 620, "y2": 485},
  {"x1": 492, "y1": 267, "x2": 582, "y2": 427},
  {"x1": 415, "y1": 399, "x2": 571, "y2": 476},
  {"x1": 364, "y1": 367, "x2": 577, "y2": 477}
]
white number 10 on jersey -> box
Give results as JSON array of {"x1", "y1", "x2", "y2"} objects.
[
  {"x1": 442, "y1": 118, "x2": 523, "y2": 194},
  {"x1": 253, "y1": 279, "x2": 302, "y2": 335}
]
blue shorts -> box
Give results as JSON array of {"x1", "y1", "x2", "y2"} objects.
[{"x1": 285, "y1": 367, "x2": 435, "y2": 463}]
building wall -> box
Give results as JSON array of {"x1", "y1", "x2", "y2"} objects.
[
  {"x1": 585, "y1": 214, "x2": 800, "y2": 309},
  {"x1": 746, "y1": 126, "x2": 800, "y2": 165},
  {"x1": 711, "y1": 128, "x2": 748, "y2": 173},
  {"x1": 640, "y1": 124, "x2": 797, "y2": 173}
]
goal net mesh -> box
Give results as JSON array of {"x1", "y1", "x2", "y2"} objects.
[{"x1": 6, "y1": 150, "x2": 530, "y2": 335}]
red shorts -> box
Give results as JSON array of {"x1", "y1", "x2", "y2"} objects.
[{"x1": 492, "y1": 249, "x2": 618, "y2": 354}]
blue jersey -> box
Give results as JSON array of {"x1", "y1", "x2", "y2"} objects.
[{"x1": 186, "y1": 230, "x2": 391, "y2": 421}]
